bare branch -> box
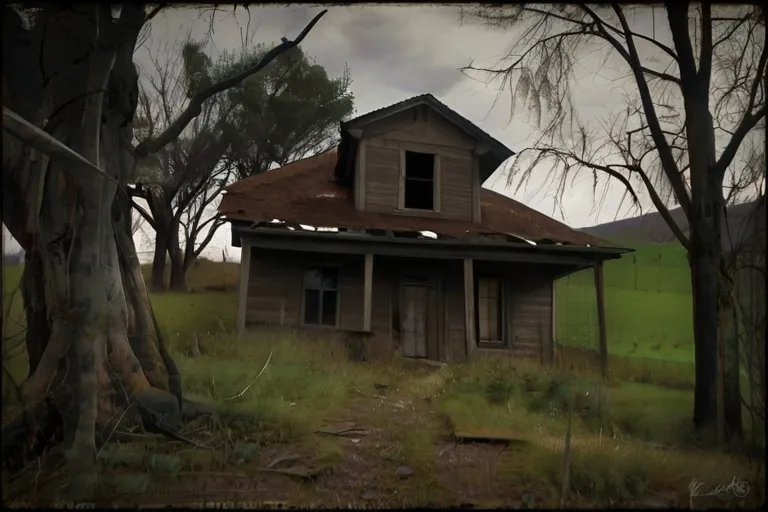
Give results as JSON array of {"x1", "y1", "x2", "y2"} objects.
[{"x1": 134, "y1": 9, "x2": 328, "y2": 158}]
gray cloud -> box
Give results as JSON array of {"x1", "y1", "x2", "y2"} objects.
[{"x1": 126, "y1": 5, "x2": 679, "y2": 260}]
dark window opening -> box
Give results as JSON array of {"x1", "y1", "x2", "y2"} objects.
[
  {"x1": 404, "y1": 150, "x2": 435, "y2": 210},
  {"x1": 303, "y1": 268, "x2": 339, "y2": 326},
  {"x1": 475, "y1": 277, "x2": 503, "y2": 344}
]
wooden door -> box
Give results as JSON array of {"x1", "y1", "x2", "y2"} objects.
[{"x1": 402, "y1": 285, "x2": 429, "y2": 358}]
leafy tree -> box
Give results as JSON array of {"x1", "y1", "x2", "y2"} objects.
[
  {"x1": 1, "y1": 3, "x2": 326, "y2": 495},
  {"x1": 133, "y1": 42, "x2": 354, "y2": 291},
  {"x1": 463, "y1": 4, "x2": 766, "y2": 441},
  {"x1": 222, "y1": 45, "x2": 355, "y2": 179}
]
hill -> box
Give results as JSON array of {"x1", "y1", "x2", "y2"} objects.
[{"x1": 581, "y1": 199, "x2": 765, "y2": 247}]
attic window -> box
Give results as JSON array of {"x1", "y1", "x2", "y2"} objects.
[{"x1": 403, "y1": 150, "x2": 436, "y2": 211}]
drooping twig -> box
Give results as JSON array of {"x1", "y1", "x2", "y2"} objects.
[{"x1": 223, "y1": 349, "x2": 273, "y2": 401}]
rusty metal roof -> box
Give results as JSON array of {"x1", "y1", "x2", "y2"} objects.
[{"x1": 220, "y1": 147, "x2": 621, "y2": 249}]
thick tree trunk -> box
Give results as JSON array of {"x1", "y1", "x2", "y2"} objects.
[{"x1": 2, "y1": 5, "x2": 187, "y2": 495}]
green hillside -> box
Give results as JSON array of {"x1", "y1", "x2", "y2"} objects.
[{"x1": 555, "y1": 242, "x2": 693, "y2": 363}]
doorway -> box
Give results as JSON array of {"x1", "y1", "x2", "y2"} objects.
[{"x1": 401, "y1": 283, "x2": 439, "y2": 359}]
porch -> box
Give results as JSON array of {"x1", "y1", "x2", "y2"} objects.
[{"x1": 234, "y1": 227, "x2": 623, "y2": 364}]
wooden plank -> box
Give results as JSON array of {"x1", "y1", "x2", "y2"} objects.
[
  {"x1": 237, "y1": 244, "x2": 252, "y2": 334},
  {"x1": 593, "y1": 261, "x2": 608, "y2": 378},
  {"x1": 363, "y1": 253, "x2": 373, "y2": 332},
  {"x1": 426, "y1": 286, "x2": 440, "y2": 360},
  {"x1": 463, "y1": 258, "x2": 476, "y2": 356},
  {"x1": 471, "y1": 151, "x2": 482, "y2": 223},
  {"x1": 355, "y1": 138, "x2": 367, "y2": 211}
]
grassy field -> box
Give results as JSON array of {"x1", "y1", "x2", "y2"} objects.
[
  {"x1": 554, "y1": 242, "x2": 694, "y2": 363},
  {"x1": 2, "y1": 251, "x2": 763, "y2": 508}
]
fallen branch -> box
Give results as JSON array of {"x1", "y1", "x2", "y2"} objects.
[
  {"x1": 2, "y1": 106, "x2": 117, "y2": 183},
  {"x1": 223, "y1": 349, "x2": 273, "y2": 401}
]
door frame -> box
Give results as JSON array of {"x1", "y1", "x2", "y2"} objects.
[{"x1": 399, "y1": 271, "x2": 443, "y2": 360}]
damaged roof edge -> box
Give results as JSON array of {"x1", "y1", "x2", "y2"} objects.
[{"x1": 233, "y1": 223, "x2": 633, "y2": 257}]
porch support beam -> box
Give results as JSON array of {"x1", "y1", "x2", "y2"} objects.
[
  {"x1": 593, "y1": 261, "x2": 608, "y2": 378},
  {"x1": 464, "y1": 258, "x2": 476, "y2": 358},
  {"x1": 236, "y1": 243, "x2": 252, "y2": 335},
  {"x1": 363, "y1": 253, "x2": 374, "y2": 332}
]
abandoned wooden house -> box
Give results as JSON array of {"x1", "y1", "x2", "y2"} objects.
[{"x1": 219, "y1": 94, "x2": 631, "y2": 363}]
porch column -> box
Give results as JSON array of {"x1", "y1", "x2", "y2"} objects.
[
  {"x1": 236, "y1": 243, "x2": 252, "y2": 335},
  {"x1": 463, "y1": 258, "x2": 476, "y2": 357},
  {"x1": 593, "y1": 261, "x2": 608, "y2": 378},
  {"x1": 363, "y1": 253, "x2": 374, "y2": 331}
]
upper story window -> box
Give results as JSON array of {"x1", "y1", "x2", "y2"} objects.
[{"x1": 403, "y1": 150, "x2": 436, "y2": 211}]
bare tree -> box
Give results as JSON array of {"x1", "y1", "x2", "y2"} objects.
[
  {"x1": 131, "y1": 39, "x2": 238, "y2": 291},
  {"x1": 132, "y1": 38, "x2": 353, "y2": 291},
  {"x1": 463, "y1": 4, "x2": 766, "y2": 441},
  {"x1": 1, "y1": 4, "x2": 327, "y2": 495}
]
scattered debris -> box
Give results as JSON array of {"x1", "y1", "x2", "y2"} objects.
[
  {"x1": 316, "y1": 423, "x2": 368, "y2": 438},
  {"x1": 452, "y1": 424, "x2": 527, "y2": 444},
  {"x1": 267, "y1": 453, "x2": 302, "y2": 469}
]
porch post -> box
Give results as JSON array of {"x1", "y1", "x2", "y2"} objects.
[
  {"x1": 363, "y1": 253, "x2": 374, "y2": 331},
  {"x1": 593, "y1": 260, "x2": 608, "y2": 378},
  {"x1": 236, "y1": 243, "x2": 252, "y2": 335},
  {"x1": 463, "y1": 258, "x2": 476, "y2": 357}
]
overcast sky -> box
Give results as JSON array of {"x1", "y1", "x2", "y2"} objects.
[
  {"x1": 128, "y1": 3, "x2": 647, "y2": 262},
  {"x1": 3, "y1": 4, "x2": 761, "y2": 261}
]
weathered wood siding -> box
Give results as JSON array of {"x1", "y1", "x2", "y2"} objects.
[
  {"x1": 364, "y1": 146, "x2": 400, "y2": 212},
  {"x1": 474, "y1": 261, "x2": 565, "y2": 363},
  {"x1": 506, "y1": 278, "x2": 554, "y2": 362},
  {"x1": 444, "y1": 260, "x2": 468, "y2": 362},
  {"x1": 359, "y1": 105, "x2": 477, "y2": 221},
  {"x1": 246, "y1": 249, "x2": 364, "y2": 331},
  {"x1": 244, "y1": 248, "x2": 562, "y2": 364}
]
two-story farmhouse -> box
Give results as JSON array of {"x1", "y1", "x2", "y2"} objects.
[{"x1": 219, "y1": 94, "x2": 630, "y2": 362}]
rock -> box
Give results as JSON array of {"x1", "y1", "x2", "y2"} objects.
[
  {"x1": 396, "y1": 465, "x2": 414, "y2": 479},
  {"x1": 361, "y1": 490, "x2": 378, "y2": 501}
]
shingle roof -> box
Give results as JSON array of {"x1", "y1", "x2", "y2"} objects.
[{"x1": 220, "y1": 147, "x2": 619, "y2": 249}]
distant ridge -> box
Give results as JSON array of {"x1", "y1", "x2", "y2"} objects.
[{"x1": 580, "y1": 199, "x2": 766, "y2": 249}]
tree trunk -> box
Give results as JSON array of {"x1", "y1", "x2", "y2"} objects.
[
  {"x1": 2, "y1": 5, "x2": 186, "y2": 496},
  {"x1": 685, "y1": 90, "x2": 722, "y2": 439},
  {"x1": 151, "y1": 229, "x2": 168, "y2": 291},
  {"x1": 168, "y1": 230, "x2": 187, "y2": 292}
]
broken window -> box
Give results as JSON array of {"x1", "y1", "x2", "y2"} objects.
[
  {"x1": 303, "y1": 267, "x2": 339, "y2": 326},
  {"x1": 403, "y1": 150, "x2": 436, "y2": 210},
  {"x1": 476, "y1": 277, "x2": 503, "y2": 344}
]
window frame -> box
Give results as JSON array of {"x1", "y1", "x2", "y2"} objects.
[
  {"x1": 474, "y1": 275, "x2": 505, "y2": 347},
  {"x1": 399, "y1": 149, "x2": 441, "y2": 213},
  {"x1": 300, "y1": 266, "x2": 341, "y2": 329}
]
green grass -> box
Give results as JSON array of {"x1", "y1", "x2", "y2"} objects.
[
  {"x1": 555, "y1": 242, "x2": 695, "y2": 363},
  {"x1": 3, "y1": 256, "x2": 764, "y2": 508}
]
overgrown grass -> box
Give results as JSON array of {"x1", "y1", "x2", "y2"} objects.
[
  {"x1": 3, "y1": 255, "x2": 764, "y2": 507},
  {"x1": 435, "y1": 352, "x2": 763, "y2": 507},
  {"x1": 170, "y1": 328, "x2": 394, "y2": 444}
]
